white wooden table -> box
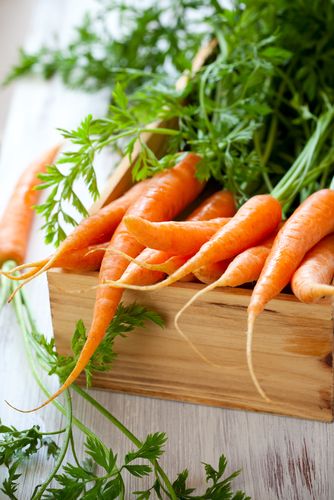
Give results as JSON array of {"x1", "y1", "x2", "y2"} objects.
[{"x1": 0, "y1": 1, "x2": 333, "y2": 499}]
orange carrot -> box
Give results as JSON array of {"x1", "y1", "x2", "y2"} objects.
[
  {"x1": 91, "y1": 195, "x2": 281, "y2": 374},
  {"x1": 194, "y1": 233, "x2": 276, "y2": 284},
  {"x1": 124, "y1": 217, "x2": 230, "y2": 254},
  {"x1": 3, "y1": 243, "x2": 109, "y2": 282},
  {"x1": 119, "y1": 249, "x2": 189, "y2": 285},
  {"x1": 120, "y1": 190, "x2": 236, "y2": 286},
  {"x1": 22, "y1": 153, "x2": 204, "y2": 411},
  {"x1": 188, "y1": 190, "x2": 236, "y2": 220},
  {"x1": 52, "y1": 243, "x2": 107, "y2": 272},
  {"x1": 291, "y1": 233, "x2": 334, "y2": 303},
  {"x1": 5, "y1": 179, "x2": 150, "y2": 287},
  {"x1": 102, "y1": 195, "x2": 281, "y2": 377},
  {"x1": 193, "y1": 260, "x2": 231, "y2": 284},
  {"x1": 174, "y1": 232, "x2": 278, "y2": 366},
  {"x1": 0, "y1": 145, "x2": 61, "y2": 265},
  {"x1": 247, "y1": 189, "x2": 334, "y2": 400},
  {"x1": 108, "y1": 194, "x2": 282, "y2": 291}
]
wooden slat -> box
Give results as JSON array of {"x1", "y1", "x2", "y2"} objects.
[{"x1": 49, "y1": 270, "x2": 334, "y2": 421}]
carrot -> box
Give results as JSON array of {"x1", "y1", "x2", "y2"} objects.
[
  {"x1": 108, "y1": 194, "x2": 282, "y2": 291},
  {"x1": 194, "y1": 232, "x2": 277, "y2": 284},
  {"x1": 119, "y1": 249, "x2": 189, "y2": 285},
  {"x1": 187, "y1": 190, "x2": 236, "y2": 220},
  {"x1": 123, "y1": 216, "x2": 231, "y2": 254},
  {"x1": 102, "y1": 195, "x2": 281, "y2": 373},
  {"x1": 193, "y1": 260, "x2": 231, "y2": 284},
  {"x1": 247, "y1": 189, "x2": 334, "y2": 400},
  {"x1": 174, "y1": 232, "x2": 278, "y2": 366},
  {"x1": 120, "y1": 190, "x2": 236, "y2": 286},
  {"x1": 291, "y1": 233, "x2": 334, "y2": 303},
  {"x1": 0, "y1": 145, "x2": 61, "y2": 265},
  {"x1": 3, "y1": 243, "x2": 109, "y2": 282},
  {"x1": 5, "y1": 179, "x2": 150, "y2": 290},
  {"x1": 50, "y1": 243, "x2": 107, "y2": 272},
  {"x1": 21, "y1": 153, "x2": 204, "y2": 411}
]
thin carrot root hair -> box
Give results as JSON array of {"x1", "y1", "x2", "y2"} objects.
[
  {"x1": 173, "y1": 273, "x2": 272, "y2": 402},
  {"x1": 309, "y1": 284, "x2": 334, "y2": 299},
  {"x1": 85, "y1": 246, "x2": 109, "y2": 255},
  {"x1": 102, "y1": 261, "x2": 224, "y2": 291},
  {"x1": 101, "y1": 279, "x2": 170, "y2": 291},
  {"x1": 174, "y1": 280, "x2": 223, "y2": 368},
  {"x1": 8, "y1": 254, "x2": 61, "y2": 302},
  {"x1": 246, "y1": 313, "x2": 271, "y2": 402},
  {"x1": 107, "y1": 246, "x2": 186, "y2": 274},
  {"x1": 5, "y1": 389, "x2": 61, "y2": 413},
  {"x1": 174, "y1": 318, "x2": 220, "y2": 368},
  {"x1": 5, "y1": 246, "x2": 106, "y2": 283},
  {"x1": 1, "y1": 259, "x2": 44, "y2": 274},
  {"x1": 5, "y1": 399, "x2": 36, "y2": 414},
  {"x1": 7, "y1": 267, "x2": 47, "y2": 282},
  {"x1": 1, "y1": 259, "x2": 49, "y2": 281}
]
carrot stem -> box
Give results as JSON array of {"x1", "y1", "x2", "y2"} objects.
[
  {"x1": 33, "y1": 391, "x2": 72, "y2": 500},
  {"x1": 272, "y1": 108, "x2": 334, "y2": 205},
  {"x1": 72, "y1": 385, "x2": 177, "y2": 499},
  {"x1": 10, "y1": 277, "x2": 178, "y2": 499}
]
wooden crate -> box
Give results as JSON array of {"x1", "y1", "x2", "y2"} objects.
[
  {"x1": 49, "y1": 271, "x2": 333, "y2": 421},
  {"x1": 48, "y1": 41, "x2": 333, "y2": 422}
]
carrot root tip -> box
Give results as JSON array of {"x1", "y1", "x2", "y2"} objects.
[
  {"x1": 246, "y1": 313, "x2": 271, "y2": 403},
  {"x1": 174, "y1": 313, "x2": 220, "y2": 369},
  {"x1": 102, "y1": 279, "x2": 166, "y2": 291},
  {"x1": 174, "y1": 280, "x2": 223, "y2": 368},
  {"x1": 5, "y1": 399, "x2": 38, "y2": 414}
]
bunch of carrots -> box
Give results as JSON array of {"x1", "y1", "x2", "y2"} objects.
[{"x1": 3, "y1": 149, "x2": 334, "y2": 409}]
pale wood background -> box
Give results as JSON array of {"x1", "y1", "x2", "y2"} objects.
[
  {"x1": 0, "y1": 0, "x2": 36, "y2": 141},
  {"x1": 0, "y1": 1, "x2": 333, "y2": 499}
]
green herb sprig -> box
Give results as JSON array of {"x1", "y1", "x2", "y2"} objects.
[
  {"x1": 10, "y1": 0, "x2": 334, "y2": 245},
  {"x1": 36, "y1": 301, "x2": 164, "y2": 386},
  {"x1": 4, "y1": 0, "x2": 219, "y2": 92},
  {"x1": 0, "y1": 266, "x2": 249, "y2": 499}
]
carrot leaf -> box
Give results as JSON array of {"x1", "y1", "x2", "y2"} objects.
[
  {"x1": 0, "y1": 422, "x2": 62, "y2": 499},
  {"x1": 33, "y1": 302, "x2": 164, "y2": 386},
  {"x1": 4, "y1": 284, "x2": 249, "y2": 499},
  {"x1": 23, "y1": 0, "x2": 334, "y2": 244}
]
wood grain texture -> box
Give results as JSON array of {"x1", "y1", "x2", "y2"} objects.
[
  {"x1": 49, "y1": 270, "x2": 334, "y2": 422},
  {"x1": 1, "y1": 1, "x2": 334, "y2": 499}
]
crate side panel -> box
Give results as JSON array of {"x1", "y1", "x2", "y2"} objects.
[{"x1": 48, "y1": 270, "x2": 333, "y2": 421}]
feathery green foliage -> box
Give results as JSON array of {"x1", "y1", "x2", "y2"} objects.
[{"x1": 8, "y1": 1, "x2": 334, "y2": 244}]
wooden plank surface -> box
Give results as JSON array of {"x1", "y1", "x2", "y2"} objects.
[
  {"x1": 49, "y1": 270, "x2": 333, "y2": 422},
  {"x1": 1, "y1": 1, "x2": 334, "y2": 499}
]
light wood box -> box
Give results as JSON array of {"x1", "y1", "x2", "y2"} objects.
[
  {"x1": 48, "y1": 42, "x2": 334, "y2": 422},
  {"x1": 48, "y1": 154, "x2": 334, "y2": 422}
]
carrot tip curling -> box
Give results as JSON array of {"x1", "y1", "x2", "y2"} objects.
[
  {"x1": 4, "y1": 399, "x2": 39, "y2": 414},
  {"x1": 107, "y1": 246, "x2": 174, "y2": 273},
  {"x1": 103, "y1": 279, "x2": 169, "y2": 291},
  {"x1": 246, "y1": 312, "x2": 271, "y2": 403},
  {"x1": 174, "y1": 308, "x2": 220, "y2": 368},
  {"x1": 174, "y1": 280, "x2": 228, "y2": 367}
]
